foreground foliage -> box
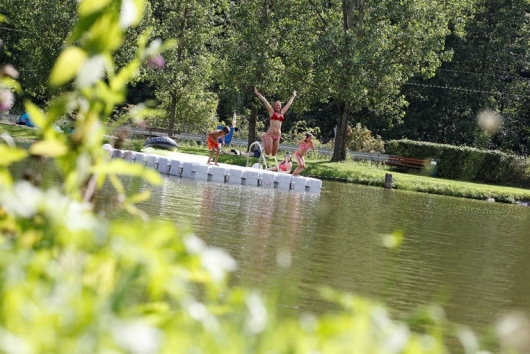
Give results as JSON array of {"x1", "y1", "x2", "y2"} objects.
[{"x1": 0, "y1": 2, "x2": 521, "y2": 353}]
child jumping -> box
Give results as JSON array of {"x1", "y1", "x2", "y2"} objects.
[
  {"x1": 207, "y1": 126, "x2": 230, "y2": 165},
  {"x1": 292, "y1": 133, "x2": 315, "y2": 176}
]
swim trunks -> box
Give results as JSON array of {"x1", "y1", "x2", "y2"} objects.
[{"x1": 207, "y1": 136, "x2": 219, "y2": 150}]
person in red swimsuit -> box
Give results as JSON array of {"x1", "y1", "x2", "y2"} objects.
[
  {"x1": 267, "y1": 152, "x2": 292, "y2": 174},
  {"x1": 254, "y1": 87, "x2": 297, "y2": 158},
  {"x1": 292, "y1": 133, "x2": 315, "y2": 176},
  {"x1": 206, "y1": 126, "x2": 230, "y2": 165}
]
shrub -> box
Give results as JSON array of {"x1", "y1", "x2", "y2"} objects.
[
  {"x1": 387, "y1": 139, "x2": 529, "y2": 187},
  {"x1": 347, "y1": 123, "x2": 385, "y2": 153}
]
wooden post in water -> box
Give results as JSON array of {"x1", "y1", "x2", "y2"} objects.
[{"x1": 384, "y1": 173, "x2": 393, "y2": 189}]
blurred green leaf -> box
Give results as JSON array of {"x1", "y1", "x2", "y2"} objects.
[
  {"x1": 0, "y1": 145, "x2": 28, "y2": 166},
  {"x1": 127, "y1": 190, "x2": 152, "y2": 204},
  {"x1": 29, "y1": 140, "x2": 69, "y2": 157},
  {"x1": 50, "y1": 47, "x2": 87, "y2": 86},
  {"x1": 78, "y1": 0, "x2": 111, "y2": 16},
  {"x1": 1, "y1": 77, "x2": 23, "y2": 94},
  {"x1": 25, "y1": 101, "x2": 47, "y2": 129},
  {"x1": 92, "y1": 159, "x2": 162, "y2": 185}
]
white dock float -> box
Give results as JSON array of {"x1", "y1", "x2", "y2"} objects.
[
  {"x1": 112, "y1": 149, "x2": 123, "y2": 159},
  {"x1": 192, "y1": 164, "x2": 209, "y2": 181},
  {"x1": 123, "y1": 151, "x2": 136, "y2": 161},
  {"x1": 105, "y1": 147, "x2": 322, "y2": 194},
  {"x1": 290, "y1": 176, "x2": 308, "y2": 192},
  {"x1": 157, "y1": 157, "x2": 169, "y2": 174},
  {"x1": 134, "y1": 153, "x2": 146, "y2": 165},
  {"x1": 181, "y1": 162, "x2": 195, "y2": 179},
  {"x1": 242, "y1": 169, "x2": 260, "y2": 187},
  {"x1": 169, "y1": 160, "x2": 182, "y2": 176},
  {"x1": 259, "y1": 171, "x2": 276, "y2": 189},
  {"x1": 103, "y1": 144, "x2": 113, "y2": 157},
  {"x1": 275, "y1": 173, "x2": 292, "y2": 190},
  {"x1": 305, "y1": 177, "x2": 323, "y2": 194},
  {"x1": 208, "y1": 165, "x2": 227, "y2": 183},
  {"x1": 226, "y1": 166, "x2": 245, "y2": 185},
  {"x1": 146, "y1": 155, "x2": 158, "y2": 168}
]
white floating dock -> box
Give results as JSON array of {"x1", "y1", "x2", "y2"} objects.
[{"x1": 103, "y1": 146, "x2": 322, "y2": 194}]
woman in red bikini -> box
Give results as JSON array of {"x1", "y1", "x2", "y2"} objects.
[
  {"x1": 292, "y1": 133, "x2": 315, "y2": 176},
  {"x1": 254, "y1": 86, "x2": 297, "y2": 158},
  {"x1": 267, "y1": 152, "x2": 292, "y2": 173}
]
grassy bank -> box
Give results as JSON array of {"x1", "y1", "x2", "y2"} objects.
[{"x1": 3, "y1": 123, "x2": 530, "y2": 204}]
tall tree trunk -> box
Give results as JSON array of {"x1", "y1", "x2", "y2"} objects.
[
  {"x1": 168, "y1": 91, "x2": 177, "y2": 135},
  {"x1": 167, "y1": 4, "x2": 188, "y2": 136},
  {"x1": 248, "y1": 106, "x2": 258, "y2": 149},
  {"x1": 330, "y1": 0, "x2": 355, "y2": 162},
  {"x1": 331, "y1": 101, "x2": 349, "y2": 162}
]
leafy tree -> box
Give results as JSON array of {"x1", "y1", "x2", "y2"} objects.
[
  {"x1": 286, "y1": 0, "x2": 474, "y2": 161},
  {"x1": 141, "y1": 0, "x2": 226, "y2": 135},
  {"x1": 0, "y1": 0, "x2": 77, "y2": 109},
  {"x1": 220, "y1": 0, "x2": 309, "y2": 148},
  {"x1": 399, "y1": 0, "x2": 530, "y2": 154}
]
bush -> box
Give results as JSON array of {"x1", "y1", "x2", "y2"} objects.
[
  {"x1": 347, "y1": 123, "x2": 385, "y2": 153},
  {"x1": 387, "y1": 139, "x2": 529, "y2": 187}
]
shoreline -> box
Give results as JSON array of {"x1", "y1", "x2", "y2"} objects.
[{"x1": 3, "y1": 122, "x2": 530, "y2": 205}]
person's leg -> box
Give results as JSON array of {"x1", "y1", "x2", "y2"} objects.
[
  {"x1": 292, "y1": 154, "x2": 305, "y2": 176},
  {"x1": 214, "y1": 145, "x2": 221, "y2": 165},
  {"x1": 207, "y1": 149, "x2": 214, "y2": 164},
  {"x1": 261, "y1": 134, "x2": 272, "y2": 156},
  {"x1": 271, "y1": 138, "x2": 280, "y2": 156}
]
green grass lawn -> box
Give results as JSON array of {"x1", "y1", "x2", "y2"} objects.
[
  {"x1": 3, "y1": 122, "x2": 530, "y2": 204},
  {"x1": 0, "y1": 123, "x2": 41, "y2": 141}
]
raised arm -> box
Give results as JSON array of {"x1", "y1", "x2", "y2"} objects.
[
  {"x1": 254, "y1": 87, "x2": 273, "y2": 115},
  {"x1": 281, "y1": 90, "x2": 297, "y2": 114}
]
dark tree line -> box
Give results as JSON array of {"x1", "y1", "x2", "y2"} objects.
[{"x1": 4, "y1": 0, "x2": 530, "y2": 156}]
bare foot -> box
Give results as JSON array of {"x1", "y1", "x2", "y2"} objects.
[{"x1": 214, "y1": 163, "x2": 219, "y2": 166}]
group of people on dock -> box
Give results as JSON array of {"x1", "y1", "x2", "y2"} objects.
[{"x1": 206, "y1": 87, "x2": 314, "y2": 176}]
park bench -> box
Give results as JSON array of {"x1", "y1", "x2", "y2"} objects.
[{"x1": 386, "y1": 155, "x2": 426, "y2": 170}]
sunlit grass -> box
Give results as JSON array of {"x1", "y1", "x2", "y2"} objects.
[
  {"x1": 0, "y1": 123, "x2": 40, "y2": 141},
  {"x1": 303, "y1": 158, "x2": 530, "y2": 203}
]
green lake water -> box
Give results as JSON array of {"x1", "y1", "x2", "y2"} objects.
[{"x1": 9, "y1": 156, "x2": 530, "y2": 337}]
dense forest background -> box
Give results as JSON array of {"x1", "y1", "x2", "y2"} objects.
[{"x1": 2, "y1": 0, "x2": 530, "y2": 159}]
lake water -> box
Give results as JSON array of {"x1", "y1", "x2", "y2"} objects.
[
  {"x1": 9, "y1": 156, "x2": 530, "y2": 336},
  {"x1": 95, "y1": 174, "x2": 530, "y2": 336}
]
